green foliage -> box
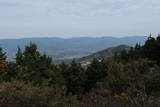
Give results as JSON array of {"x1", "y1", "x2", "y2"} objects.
[
  {"x1": 0, "y1": 81, "x2": 74, "y2": 107},
  {"x1": 15, "y1": 47, "x2": 23, "y2": 65},
  {"x1": 0, "y1": 35, "x2": 160, "y2": 106},
  {"x1": 61, "y1": 60, "x2": 85, "y2": 95},
  {"x1": 0, "y1": 47, "x2": 7, "y2": 72},
  {"x1": 85, "y1": 58, "x2": 107, "y2": 92},
  {"x1": 117, "y1": 34, "x2": 160, "y2": 64},
  {"x1": 0, "y1": 47, "x2": 8, "y2": 82},
  {"x1": 15, "y1": 43, "x2": 55, "y2": 86},
  {"x1": 115, "y1": 88, "x2": 159, "y2": 107}
]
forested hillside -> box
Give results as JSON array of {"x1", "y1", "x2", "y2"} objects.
[
  {"x1": 0, "y1": 35, "x2": 160, "y2": 107},
  {"x1": 79, "y1": 45, "x2": 130, "y2": 64}
]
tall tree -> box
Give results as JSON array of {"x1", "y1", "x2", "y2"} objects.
[
  {"x1": 0, "y1": 47, "x2": 7, "y2": 72},
  {"x1": 85, "y1": 58, "x2": 107, "y2": 92},
  {"x1": 15, "y1": 47, "x2": 23, "y2": 65},
  {"x1": 15, "y1": 43, "x2": 55, "y2": 85},
  {"x1": 63, "y1": 60, "x2": 85, "y2": 95},
  {"x1": 0, "y1": 47, "x2": 8, "y2": 82}
]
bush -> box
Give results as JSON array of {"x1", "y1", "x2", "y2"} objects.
[{"x1": 0, "y1": 81, "x2": 68, "y2": 107}]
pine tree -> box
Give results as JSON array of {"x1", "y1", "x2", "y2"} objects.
[
  {"x1": 15, "y1": 47, "x2": 23, "y2": 65},
  {"x1": 143, "y1": 35, "x2": 158, "y2": 62},
  {"x1": 85, "y1": 58, "x2": 107, "y2": 92},
  {"x1": 0, "y1": 47, "x2": 7, "y2": 72},
  {"x1": 64, "y1": 59, "x2": 85, "y2": 95},
  {"x1": 15, "y1": 43, "x2": 55, "y2": 85},
  {"x1": 157, "y1": 34, "x2": 160, "y2": 42},
  {"x1": 0, "y1": 47, "x2": 8, "y2": 82}
]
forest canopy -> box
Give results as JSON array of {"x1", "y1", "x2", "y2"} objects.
[{"x1": 0, "y1": 35, "x2": 160, "y2": 107}]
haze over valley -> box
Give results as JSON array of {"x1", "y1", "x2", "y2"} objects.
[{"x1": 0, "y1": 36, "x2": 147, "y2": 63}]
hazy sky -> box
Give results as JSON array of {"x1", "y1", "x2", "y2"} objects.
[{"x1": 0, "y1": 0, "x2": 160, "y2": 38}]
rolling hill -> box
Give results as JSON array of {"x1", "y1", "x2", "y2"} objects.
[{"x1": 78, "y1": 45, "x2": 130, "y2": 65}]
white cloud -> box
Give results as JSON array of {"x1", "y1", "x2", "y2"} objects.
[{"x1": 0, "y1": 0, "x2": 160, "y2": 38}]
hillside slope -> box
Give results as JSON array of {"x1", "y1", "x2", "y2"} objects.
[{"x1": 78, "y1": 45, "x2": 130, "y2": 64}]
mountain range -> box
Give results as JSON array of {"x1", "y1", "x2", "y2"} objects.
[{"x1": 0, "y1": 36, "x2": 147, "y2": 63}]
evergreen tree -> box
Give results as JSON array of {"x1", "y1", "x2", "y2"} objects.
[
  {"x1": 85, "y1": 58, "x2": 107, "y2": 92},
  {"x1": 143, "y1": 35, "x2": 159, "y2": 63},
  {"x1": 63, "y1": 60, "x2": 85, "y2": 95},
  {"x1": 157, "y1": 34, "x2": 160, "y2": 43},
  {"x1": 0, "y1": 47, "x2": 8, "y2": 82},
  {"x1": 15, "y1": 47, "x2": 23, "y2": 65},
  {"x1": 15, "y1": 43, "x2": 55, "y2": 85},
  {"x1": 0, "y1": 47, "x2": 7, "y2": 72},
  {"x1": 119, "y1": 50, "x2": 129, "y2": 61},
  {"x1": 156, "y1": 34, "x2": 160, "y2": 63}
]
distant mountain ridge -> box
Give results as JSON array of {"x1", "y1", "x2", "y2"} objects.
[
  {"x1": 78, "y1": 45, "x2": 130, "y2": 64},
  {"x1": 0, "y1": 36, "x2": 147, "y2": 63}
]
